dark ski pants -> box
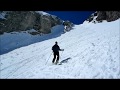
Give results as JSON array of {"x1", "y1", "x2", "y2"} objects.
[{"x1": 52, "y1": 52, "x2": 59, "y2": 63}]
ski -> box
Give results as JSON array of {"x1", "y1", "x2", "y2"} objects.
[{"x1": 52, "y1": 57, "x2": 71, "y2": 65}]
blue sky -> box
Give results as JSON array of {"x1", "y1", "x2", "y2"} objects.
[{"x1": 45, "y1": 11, "x2": 95, "y2": 24}]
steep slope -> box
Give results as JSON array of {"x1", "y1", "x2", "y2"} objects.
[
  {"x1": 0, "y1": 19, "x2": 120, "y2": 79},
  {"x1": 0, "y1": 25, "x2": 64, "y2": 55},
  {"x1": 0, "y1": 11, "x2": 73, "y2": 55}
]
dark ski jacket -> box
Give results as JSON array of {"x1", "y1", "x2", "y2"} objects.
[{"x1": 52, "y1": 44, "x2": 61, "y2": 53}]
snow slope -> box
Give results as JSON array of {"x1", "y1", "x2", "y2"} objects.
[
  {"x1": 0, "y1": 19, "x2": 120, "y2": 79},
  {"x1": 36, "y1": 11, "x2": 50, "y2": 16},
  {"x1": 0, "y1": 25, "x2": 64, "y2": 55}
]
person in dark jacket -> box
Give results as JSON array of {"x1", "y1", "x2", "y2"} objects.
[{"x1": 52, "y1": 41, "x2": 64, "y2": 64}]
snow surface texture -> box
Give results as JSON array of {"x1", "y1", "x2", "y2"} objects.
[{"x1": 0, "y1": 19, "x2": 120, "y2": 79}]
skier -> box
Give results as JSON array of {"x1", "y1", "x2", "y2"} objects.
[{"x1": 52, "y1": 41, "x2": 64, "y2": 64}]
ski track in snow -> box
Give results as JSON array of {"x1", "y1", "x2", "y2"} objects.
[{"x1": 0, "y1": 19, "x2": 120, "y2": 79}]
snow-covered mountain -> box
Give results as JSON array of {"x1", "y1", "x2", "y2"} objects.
[
  {"x1": 0, "y1": 11, "x2": 73, "y2": 55},
  {"x1": 0, "y1": 17, "x2": 119, "y2": 79},
  {"x1": 0, "y1": 25, "x2": 64, "y2": 55}
]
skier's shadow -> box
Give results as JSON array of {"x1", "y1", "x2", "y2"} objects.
[{"x1": 60, "y1": 57, "x2": 71, "y2": 64}]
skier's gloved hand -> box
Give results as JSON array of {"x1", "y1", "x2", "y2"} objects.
[{"x1": 61, "y1": 49, "x2": 64, "y2": 51}]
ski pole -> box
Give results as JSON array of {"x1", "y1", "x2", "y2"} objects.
[
  {"x1": 60, "y1": 50, "x2": 64, "y2": 59},
  {"x1": 45, "y1": 52, "x2": 52, "y2": 65}
]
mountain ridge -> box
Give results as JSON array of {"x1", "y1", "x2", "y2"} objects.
[
  {"x1": 86, "y1": 11, "x2": 120, "y2": 23},
  {"x1": 0, "y1": 11, "x2": 73, "y2": 35}
]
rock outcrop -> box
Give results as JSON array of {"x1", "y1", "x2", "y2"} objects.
[
  {"x1": 87, "y1": 11, "x2": 120, "y2": 23},
  {"x1": 0, "y1": 11, "x2": 62, "y2": 35}
]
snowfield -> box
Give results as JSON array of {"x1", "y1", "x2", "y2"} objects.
[
  {"x1": 0, "y1": 25, "x2": 64, "y2": 55},
  {"x1": 0, "y1": 19, "x2": 120, "y2": 79}
]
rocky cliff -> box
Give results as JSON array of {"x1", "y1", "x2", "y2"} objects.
[
  {"x1": 87, "y1": 11, "x2": 120, "y2": 23},
  {"x1": 0, "y1": 11, "x2": 63, "y2": 35}
]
